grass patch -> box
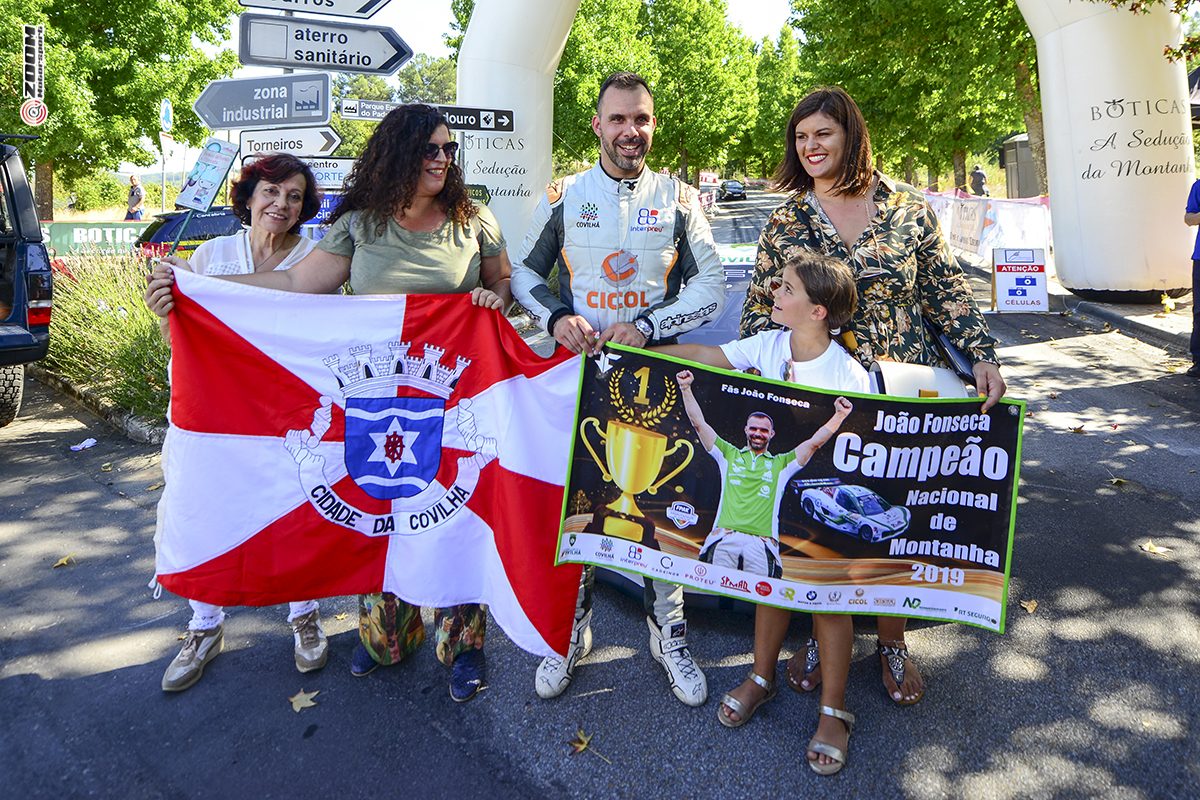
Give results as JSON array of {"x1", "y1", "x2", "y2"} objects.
[{"x1": 46, "y1": 249, "x2": 170, "y2": 423}]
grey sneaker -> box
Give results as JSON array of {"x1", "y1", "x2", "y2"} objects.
[
  {"x1": 648, "y1": 618, "x2": 707, "y2": 707},
  {"x1": 162, "y1": 625, "x2": 224, "y2": 692},
  {"x1": 290, "y1": 610, "x2": 327, "y2": 673},
  {"x1": 535, "y1": 610, "x2": 592, "y2": 699}
]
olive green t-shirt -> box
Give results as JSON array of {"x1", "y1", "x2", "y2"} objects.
[{"x1": 316, "y1": 200, "x2": 506, "y2": 296}]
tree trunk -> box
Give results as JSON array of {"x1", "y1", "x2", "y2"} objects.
[
  {"x1": 875, "y1": 155, "x2": 883, "y2": 172},
  {"x1": 679, "y1": 146, "x2": 689, "y2": 185},
  {"x1": 905, "y1": 156, "x2": 915, "y2": 186},
  {"x1": 926, "y1": 160, "x2": 939, "y2": 192},
  {"x1": 1015, "y1": 60, "x2": 1049, "y2": 196},
  {"x1": 953, "y1": 150, "x2": 968, "y2": 193},
  {"x1": 34, "y1": 160, "x2": 53, "y2": 222}
]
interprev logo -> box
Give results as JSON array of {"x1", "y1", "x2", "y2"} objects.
[{"x1": 631, "y1": 207, "x2": 663, "y2": 232}]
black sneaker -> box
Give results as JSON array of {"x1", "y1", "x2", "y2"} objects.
[
  {"x1": 450, "y1": 649, "x2": 486, "y2": 702},
  {"x1": 349, "y1": 643, "x2": 381, "y2": 677},
  {"x1": 1186, "y1": 362, "x2": 1200, "y2": 378}
]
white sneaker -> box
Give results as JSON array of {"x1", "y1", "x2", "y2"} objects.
[
  {"x1": 648, "y1": 618, "x2": 707, "y2": 707},
  {"x1": 290, "y1": 609, "x2": 328, "y2": 673},
  {"x1": 162, "y1": 624, "x2": 224, "y2": 692},
  {"x1": 535, "y1": 610, "x2": 592, "y2": 699}
]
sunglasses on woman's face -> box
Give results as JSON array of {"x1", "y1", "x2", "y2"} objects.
[{"x1": 423, "y1": 141, "x2": 459, "y2": 160}]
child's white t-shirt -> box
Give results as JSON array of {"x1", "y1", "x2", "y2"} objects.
[{"x1": 719, "y1": 329, "x2": 871, "y2": 394}]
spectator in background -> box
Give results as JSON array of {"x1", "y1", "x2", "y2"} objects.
[
  {"x1": 969, "y1": 165, "x2": 989, "y2": 197},
  {"x1": 126, "y1": 175, "x2": 146, "y2": 220},
  {"x1": 1183, "y1": 179, "x2": 1200, "y2": 377}
]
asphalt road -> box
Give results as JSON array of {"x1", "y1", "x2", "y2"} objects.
[{"x1": 2, "y1": 189, "x2": 1198, "y2": 799}]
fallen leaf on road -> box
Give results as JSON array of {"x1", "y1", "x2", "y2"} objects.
[
  {"x1": 289, "y1": 689, "x2": 319, "y2": 713},
  {"x1": 1110, "y1": 424, "x2": 1118, "y2": 430},
  {"x1": 177, "y1": 633, "x2": 187, "y2": 641},
  {"x1": 334, "y1": 613, "x2": 348, "y2": 621},
  {"x1": 1148, "y1": 403, "x2": 1158, "y2": 407},
  {"x1": 1069, "y1": 425, "x2": 1085, "y2": 434},
  {"x1": 145, "y1": 481, "x2": 165, "y2": 492},
  {"x1": 1049, "y1": 393, "x2": 1058, "y2": 399},
  {"x1": 1107, "y1": 477, "x2": 1127, "y2": 486},
  {"x1": 1020, "y1": 599, "x2": 1038, "y2": 614},
  {"x1": 100, "y1": 463, "x2": 113, "y2": 472},
  {"x1": 568, "y1": 728, "x2": 611, "y2": 763},
  {"x1": 1140, "y1": 540, "x2": 1172, "y2": 557},
  {"x1": 52, "y1": 553, "x2": 76, "y2": 569}
]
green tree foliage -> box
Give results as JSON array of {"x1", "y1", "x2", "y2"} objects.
[
  {"x1": 739, "y1": 27, "x2": 804, "y2": 178},
  {"x1": 641, "y1": 0, "x2": 757, "y2": 183},
  {"x1": 552, "y1": 0, "x2": 659, "y2": 165},
  {"x1": 444, "y1": 0, "x2": 476, "y2": 60},
  {"x1": 395, "y1": 54, "x2": 457, "y2": 104},
  {"x1": 0, "y1": 0, "x2": 239, "y2": 183},
  {"x1": 791, "y1": 0, "x2": 1040, "y2": 192}
]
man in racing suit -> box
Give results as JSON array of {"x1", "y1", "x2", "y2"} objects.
[{"x1": 512, "y1": 72, "x2": 725, "y2": 707}]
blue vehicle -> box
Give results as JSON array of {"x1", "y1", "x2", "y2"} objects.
[{"x1": 0, "y1": 135, "x2": 53, "y2": 427}]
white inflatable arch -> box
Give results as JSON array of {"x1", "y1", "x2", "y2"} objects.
[{"x1": 458, "y1": 0, "x2": 1195, "y2": 297}]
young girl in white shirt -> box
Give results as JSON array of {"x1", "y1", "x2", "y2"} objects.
[{"x1": 655, "y1": 252, "x2": 864, "y2": 775}]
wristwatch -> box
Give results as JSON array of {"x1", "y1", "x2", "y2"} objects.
[{"x1": 633, "y1": 316, "x2": 653, "y2": 343}]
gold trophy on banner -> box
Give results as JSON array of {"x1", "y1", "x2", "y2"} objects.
[{"x1": 579, "y1": 419, "x2": 694, "y2": 541}]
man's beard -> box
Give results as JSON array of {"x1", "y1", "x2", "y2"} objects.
[{"x1": 604, "y1": 136, "x2": 647, "y2": 173}]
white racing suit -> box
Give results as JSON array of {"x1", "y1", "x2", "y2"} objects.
[
  {"x1": 512, "y1": 163, "x2": 725, "y2": 626},
  {"x1": 511, "y1": 162, "x2": 726, "y2": 345}
]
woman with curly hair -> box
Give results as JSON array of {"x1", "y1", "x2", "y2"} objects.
[{"x1": 146, "y1": 104, "x2": 513, "y2": 702}]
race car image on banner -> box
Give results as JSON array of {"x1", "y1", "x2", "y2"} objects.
[
  {"x1": 555, "y1": 345, "x2": 1025, "y2": 633},
  {"x1": 796, "y1": 479, "x2": 911, "y2": 543}
]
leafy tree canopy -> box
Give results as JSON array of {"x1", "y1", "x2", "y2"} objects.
[{"x1": 0, "y1": 0, "x2": 239, "y2": 183}]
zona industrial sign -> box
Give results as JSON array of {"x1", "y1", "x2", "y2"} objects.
[{"x1": 193, "y1": 73, "x2": 332, "y2": 129}]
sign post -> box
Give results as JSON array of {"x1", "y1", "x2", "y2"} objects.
[
  {"x1": 238, "y1": 13, "x2": 412, "y2": 75},
  {"x1": 159, "y1": 132, "x2": 174, "y2": 213},
  {"x1": 193, "y1": 73, "x2": 332, "y2": 130},
  {"x1": 237, "y1": 0, "x2": 391, "y2": 19},
  {"x1": 991, "y1": 248, "x2": 1049, "y2": 313},
  {"x1": 339, "y1": 100, "x2": 515, "y2": 131},
  {"x1": 240, "y1": 127, "x2": 342, "y2": 157}
]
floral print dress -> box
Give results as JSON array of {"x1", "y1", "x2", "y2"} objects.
[{"x1": 739, "y1": 173, "x2": 999, "y2": 369}]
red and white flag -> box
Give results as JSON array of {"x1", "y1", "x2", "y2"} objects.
[{"x1": 155, "y1": 270, "x2": 582, "y2": 657}]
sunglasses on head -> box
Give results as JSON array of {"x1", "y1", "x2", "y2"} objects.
[{"x1": 423, "y1": 141, "x2": 459, "y2": 160}]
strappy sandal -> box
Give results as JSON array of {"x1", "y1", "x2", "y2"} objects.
[
  {"x1": 786, "y1": 637, "x2": 821, "y2": 693},
  {"x1": 878, "y1": 638, "x2": 924, "y2": 706},
  {"x1": 808, "y1": 705, "x2": 855, "y2": 776},
  {"x1": 717, "y1": 671, "x2": 776, "y2": 728}
]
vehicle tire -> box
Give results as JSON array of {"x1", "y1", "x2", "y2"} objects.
[
  {"x1": 802, "y1": 498, "x2": 815, "y2": 517},
  {"x1": 0, "y1": 364, "x2": 24, "y2": 428},
  {"x1": 857, "y1": 524, "x2": 874, "y2": 541}
]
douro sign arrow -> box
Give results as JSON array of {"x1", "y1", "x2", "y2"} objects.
[
  {"x1": 340, "y1": 99, "x2": 515, "y2": 132},
  {"x1": 237, "y1": 0, "x2": 391, "y2": 19},
  {"x1": 193, "y1": 73, "x2": 332, "y2": 130},
  {"x1": 240, "y1": 127, "x2": 343, "y2": 157},
  {"x1": 238, "y1": 13, "x2": 412, "y2": 76}
]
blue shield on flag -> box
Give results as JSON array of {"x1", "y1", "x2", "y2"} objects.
[{"x1": 343, "y1": 395, "x2": 445, "y2": 500}]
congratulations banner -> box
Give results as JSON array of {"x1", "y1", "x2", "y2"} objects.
[{"x1": 556, "y1": 346, "x2": 1025, "y2": 633}]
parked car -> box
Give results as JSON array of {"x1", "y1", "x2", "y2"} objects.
[
  {"x1": 134, "y1": 204, "x2": 329, "y2": 261},
  {"x1": 0, "y1": 134, "x2": 53, "y2": 427},
  {"x1": 134, "y1": 207, "x2": 244, "y2": 260},
  {"x1": 793, "y1": 479, "x2": 910, "y2": 542},
  {"x1": 718, "y1": 180, "x2": 747, "y2": 201}
]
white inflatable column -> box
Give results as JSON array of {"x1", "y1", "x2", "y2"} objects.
[
  {"x1": 456, "y1": 0, "x2": 582, "y2": 245},
  {"x1": 1015, "y1": 0, "x2": 1193, "y2": 295}
]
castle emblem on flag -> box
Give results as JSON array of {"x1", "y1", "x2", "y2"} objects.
[{"x1": 324, "y1": 342, "x2": 470, "y2": 501}]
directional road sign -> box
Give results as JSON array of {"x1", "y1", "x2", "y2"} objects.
[
  {"x1": 340, "y1": 99, "x2": 515, "y2": 132},
  {"x1": 160, "y1": 98, "x2": 173, "y2": 133},
  {"x1": 194, "y1": 73, "x2": 332, "y2": 130},
  {"x1": 300, "y1": 158, "x2": 357, "y2": 191},
  {"x1": 238, "y1": 13, "x2": 412, "y2": 76},
  {"x1": 241, "y1": 127, "x2": 343, "y2": 158},
  {"x1": 237, "y1": 0, "x2": 391, "y2": 19},
  {"x1": 466, "y1": 184, "x2": 491, "y2": 205}
]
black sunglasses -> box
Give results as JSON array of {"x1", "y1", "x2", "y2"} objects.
[{"x1": 423, "y1": 141, "x2": 459, "y2": 160}]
